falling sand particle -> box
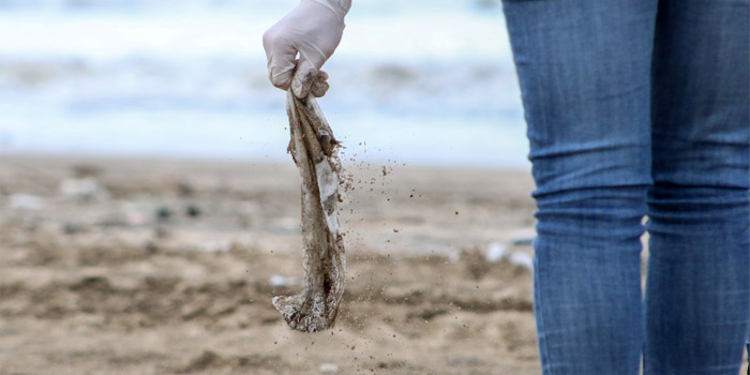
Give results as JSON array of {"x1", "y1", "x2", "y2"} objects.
[{"x1": 271, "y1": 86, "x2": 346, "y2": 333}]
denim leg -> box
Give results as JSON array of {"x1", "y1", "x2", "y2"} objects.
[
  {"x1": 501, "y1": 1, "x2": 657, "y2": 374},
  {"x1": 644, "y1": 1, "x2": 750, "y2": 374}
]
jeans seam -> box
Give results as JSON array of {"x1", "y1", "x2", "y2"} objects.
[{"x1": 534, "y1": 255, "x2": 554, "y2": 375}]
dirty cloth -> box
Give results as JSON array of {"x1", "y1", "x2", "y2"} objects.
[{"x1": 272, "y1": 90, "x2": 346, "y2": 332}]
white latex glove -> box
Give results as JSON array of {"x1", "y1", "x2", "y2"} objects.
[{"x1": 263, "y1": 0, "x2": 351, "y2": 98}]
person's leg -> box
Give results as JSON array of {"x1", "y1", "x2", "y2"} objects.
[
  {"x1": 500, "y1": 1, "x2": 657, "y2": 373},
  {"x1": 645, "y1": 0, "x2": 750, "y2": 373}
]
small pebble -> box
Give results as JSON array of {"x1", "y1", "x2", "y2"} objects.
[
  {"x1": 155, "y1": 207, "x2": 172, "y2": 221},
  {"x1": 186, "y1": 205, "x2": 201, "y2": 218},
  {"x1": 509, "y1": 252, "x2": 534, "y2": 270},
  {"x1": 269, "y1": 274, "x2": 297, "y2": 288},
  {"x1": 320, "y1": 363, "x2": 339, "y2": 374},
  {"x1": 9, "y1": 194, "x2": 44, "y2": 211},
  {"x1": 485, "y1": 242, "x2": 506, "y2": 263}
]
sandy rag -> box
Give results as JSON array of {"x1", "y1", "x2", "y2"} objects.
[{"x1": 271, "y1": 88, "x2": 346, "y2": 333}]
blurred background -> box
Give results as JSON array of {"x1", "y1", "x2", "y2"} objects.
[{"x1": 0, "y1": 0, "x2": 528, "y2": 167}]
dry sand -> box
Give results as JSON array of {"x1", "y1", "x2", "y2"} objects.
[
  {"x1": 0, "y1": 154, "x2": 539, "y2": 374},
  {"x1": 2, "y1": 155, "x2": 741, "y2": 374}
]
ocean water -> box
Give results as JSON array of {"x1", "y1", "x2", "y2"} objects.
[{"x1": 0, "y1": 0, "x2": 530, "y2": 167}]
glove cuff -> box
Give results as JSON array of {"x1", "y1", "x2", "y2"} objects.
[{"x1": 308, "y1": 0, "x2": 351, "y2": 19}]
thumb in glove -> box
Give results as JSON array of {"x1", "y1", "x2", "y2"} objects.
[{"x1": 262, "y1": 0, "x2": 351, "y2": 98}]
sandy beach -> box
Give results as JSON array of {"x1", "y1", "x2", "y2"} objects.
[
  {"x1": 0, "y1": 154, "x2": 541, "y2": 374},
  {"x1": 3, "y1": 155, "x2": 745, "y2": 374}
]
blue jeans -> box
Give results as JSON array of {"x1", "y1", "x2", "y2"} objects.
[{"x1": 501, "y1": 0, "x2": 750, "y2": 374}]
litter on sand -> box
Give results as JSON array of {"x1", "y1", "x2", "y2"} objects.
[{"x1": 271, "y1": 81, "x2": 346, "y2": 333}]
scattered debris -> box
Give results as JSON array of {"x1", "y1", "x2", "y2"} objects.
[
  {"x1": 485, "y1": 242, "x2": 506, "y2": 263},
  {"x1": 319, "y1": 363, "x2": 339, "y2": 374},
  {"x1": 155, "y1": 206, "x2": 172, "y2": 221},
  {"x1": 186, "y1": 205, "x2": 201, "y2": 218},
  {"x1": 59, "y1": 177, "x2": 108, "y2": 202},
  {"x1": 509, "y1": 252, "x2": 533, "y2": 270},
  {"x1": 9, "y1": 193, "x2": 44, "y2": 211},
  {"x1": 268, "y1": 274, "x2": 298, "y2": 288}
]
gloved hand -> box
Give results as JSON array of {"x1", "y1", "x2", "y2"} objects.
[{"x1": 263, "y1": 0, "x2": 351, "y2": 98}]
